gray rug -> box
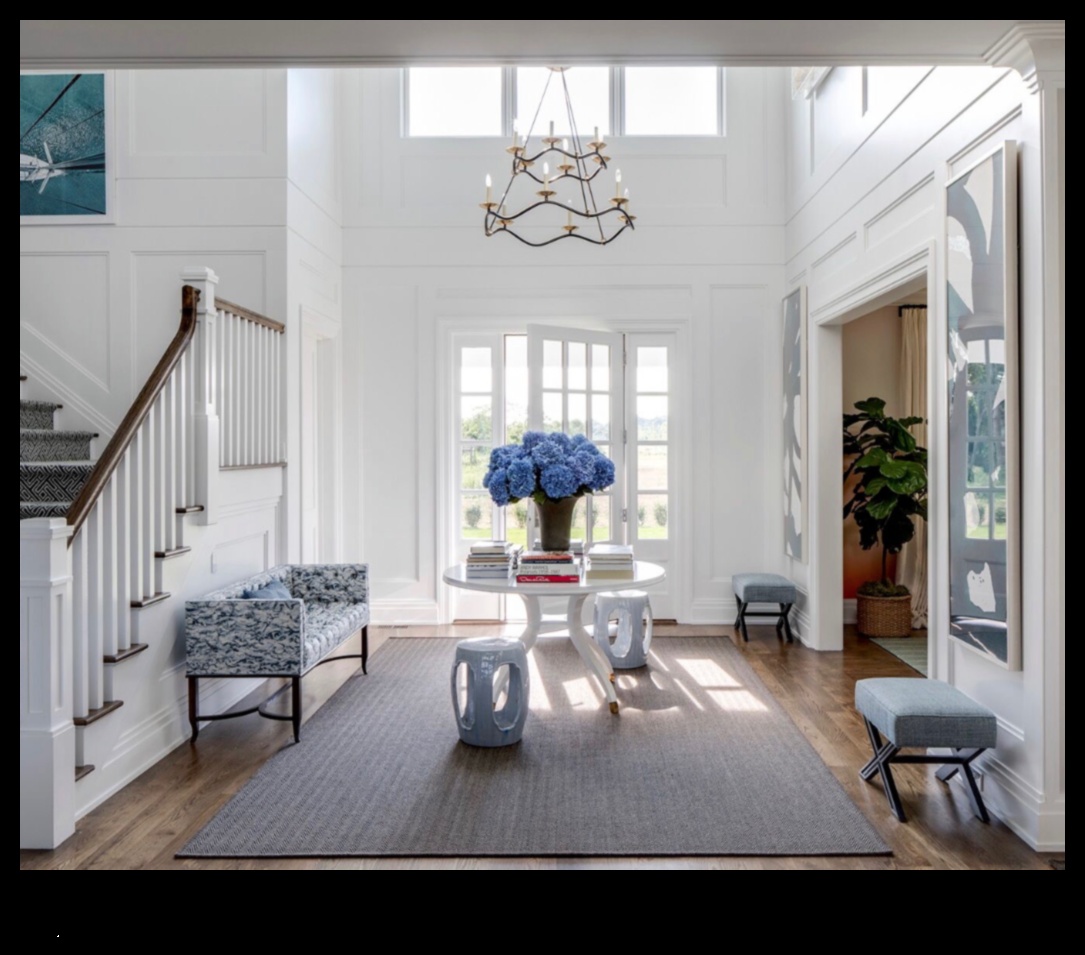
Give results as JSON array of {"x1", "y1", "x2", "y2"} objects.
[
  {"x1": 178, "y1": 636, "x2": 890, "y2": 857},
  {"x1": 871, "y1": 634, "x2": 929, "y2": 676}
]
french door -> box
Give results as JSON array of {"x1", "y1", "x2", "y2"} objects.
[{"x1": 449, "y1": 327, "x2": 675, "y2": 621}]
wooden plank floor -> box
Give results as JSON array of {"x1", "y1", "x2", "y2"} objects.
[{"x1": 20, "y1": 624, "x2": 1059, "y2": 870}]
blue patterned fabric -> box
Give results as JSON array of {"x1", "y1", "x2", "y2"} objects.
[
  {"x1": 185, "y1": 564, "x2": 370, "y2": 677},
  {"x1": 854, "y1": 678, "x2": 997, "y2": 749},
  {"x1": 733, "y1": 573, "x2": 797, "y2": 604}
]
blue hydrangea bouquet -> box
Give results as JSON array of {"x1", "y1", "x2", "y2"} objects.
[{"x1": 483, "y1": 431, "x2": 616, "y2": 506}]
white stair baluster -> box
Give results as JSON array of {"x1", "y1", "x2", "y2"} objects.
[
  {"x1": 71, "y1": 529, "x2": 88, "y2": 721},
  {"x1": 141, "y1": 411, "x2": 155, "y2": 597},
  {"x1": 163, "y1": 372, "x2": 176, "y2": 552},
  {"x1": 129, "y1": 430, "x2": 144, "y2": 607},
  {"x1": 100, "y1": 474, "x2": 118, "y2": 662},
  {"x1": 176, "y1": 350, "x2": 188, "y2": 525},
  {"x1": 85, "y1": 502, "x2": 103, "y2": 712},
  {"x1": 115, "y1": 451, "x2": 131, "y2": 652}
]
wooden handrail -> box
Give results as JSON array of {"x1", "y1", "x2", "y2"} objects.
[
  {"x1": 216, "y1": 297, "x2": 285, "y2": 334},
  {"x1": 66, "y1": 286, "x2": 200, "y2": 543}
]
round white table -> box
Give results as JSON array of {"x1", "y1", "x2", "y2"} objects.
[{"x1": 442, "y1": 561, "x2": 666, "y2": 713}]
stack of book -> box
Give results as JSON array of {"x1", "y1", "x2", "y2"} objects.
[
  {"x1": 584, "y1": 543, "x2": 635, "y2": 581},
  {"x1": 465, "y1": 541, "x2": 522, "y2": 580},
  {"x1": 516, "y1": 550, "x2": 581, "y2": 583}
]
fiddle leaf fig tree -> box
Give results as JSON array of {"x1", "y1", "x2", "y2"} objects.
[{"x1": 843, "y1": 397, "x2": 928, "y2": 593}]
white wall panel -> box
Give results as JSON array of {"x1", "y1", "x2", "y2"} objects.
[
  {"x1": 20, "y1": 252, "x2": 111, "y2": 390},
  {"x1": 122, "y1": 69, "x2": 287, "y2": 179}
]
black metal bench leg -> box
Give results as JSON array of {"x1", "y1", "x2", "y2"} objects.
[
  {"x1": 361, "y1": 625, "x2": 369, "y2": 675},
  {"x1": 936, "y1": 748, "x2": 989, "y2": 822},
  {"x1": 188, "y1": 676, "x2": 200, "y2": 743},
  {"x1": 861, "y1": 718, "x2": 906, "y2": 821},
  {"x1": 735, "y1": 599, "x2": 750, "y2": 642},
  {"x1": 291, "y1": 676, "x2": 302, "y2": 743},
  {"x1": 779, "y1": 603, "x2": 795, "y2": 643}
]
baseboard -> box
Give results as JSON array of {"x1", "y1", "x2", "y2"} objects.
[
  {"x1": 843, "y1": 598, "x2": 857, "y2": 624},
  {"x1": 371, "y1": 597, "x2": 440, "y2": 626},
  {"x1": 74, "y1": 676, "x2": 266, "y2": 822},
  {"x1": 687, "y1": 598, "x2": 738, "y2": 625},
  {"x1": 967, "y1": 754, "x2": 1065, "y2": 852}
]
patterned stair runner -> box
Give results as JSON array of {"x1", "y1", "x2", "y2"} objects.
[{"x1": 19, "y1": 396, "x2": 97, "y2": 520}]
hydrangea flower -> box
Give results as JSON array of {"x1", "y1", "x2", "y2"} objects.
[{"x1": 481, "y1": 431, "x2": 616, "y2": 504}]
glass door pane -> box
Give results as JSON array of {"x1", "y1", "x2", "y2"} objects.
[{"x1": 527, "y1": 325, "x2": 625, "y2": 549}]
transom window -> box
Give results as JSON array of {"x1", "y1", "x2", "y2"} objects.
[{"x1": 406, "y1": 66, "x2": 725, "y2": 138}]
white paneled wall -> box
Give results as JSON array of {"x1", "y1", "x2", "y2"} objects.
[
  {"x1": 340, "y1": 67, "x2": 789, "y2": 625},
  {"x1": 785, "y1": 52, "x2": 1064, "y2": 849}
]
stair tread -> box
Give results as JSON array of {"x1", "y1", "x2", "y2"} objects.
[
  {"x1": 20, "y1": 460, "x2": 94, "y2": 468},
  {"x1": 20, "y1": 428, "x2": 98, "y2": 438},
  {"x1": 20, "y1": 502, "x2": 71, "y2": 519},
  {"x1": 104, "y1": 643, "x2": 149, "y2": 664},
  {"x1": 155, "y1": 546, "x2": 191, "y2": 559},
  {"x1": 19, "y1": 399, "x2": 63, "y2": 411},
  {"x1": 73, "y1": 699, "x2": 123, "y2": 726},
  {"x1": 131, "y1": 592, "x2": 171, "y2": 608}
]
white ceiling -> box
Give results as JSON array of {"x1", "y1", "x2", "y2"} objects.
[{"x1": 19, "y1": 20, "x2": 1064, "y2": 69}]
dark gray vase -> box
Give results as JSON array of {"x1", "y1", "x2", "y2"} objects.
[{"x1": 535, "y1": 496, "x2": 578, "y2": 551}]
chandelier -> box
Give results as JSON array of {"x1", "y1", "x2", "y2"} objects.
[{"x1": 481, "y1": 67, "x2": 635, "y2": 247}]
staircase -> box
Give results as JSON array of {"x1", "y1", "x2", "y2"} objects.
[
  {"x1": 21, "y1": 271, "x2": 288, "y2": 850},
  {"x1": 20, "y1": 388, "x2": 98, "y2": 520}
]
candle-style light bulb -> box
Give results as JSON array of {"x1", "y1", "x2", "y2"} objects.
[
  {"x1": 562, "y1": 138, "x2": 569, "y2": 154},
  {"x1": 594, "y1": 126, "x2": 600, "y2": 144},
  {"x1": 485, "y1": 173, "x2": 493, "y2": 204},
  {"x1": 549, "y1": 120, "x2": 555, "y2": 139},
  {"x1": 615, "y1": 169, "x2": 622, "y2": 198},
  {"x1": 624, "y1": 187, "x2": 630, "y2": 201},
  {"x1": 566, "y1": 200, "x2": 573, "y2": 227},
  {"x1": 543, "y1": 162, "x2": 550, "y2": 186}
]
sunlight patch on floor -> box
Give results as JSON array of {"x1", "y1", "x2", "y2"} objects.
[
  {"x1": 671, "y1": 677, "x2": 706, "y2": 711},
  {"x1": 526, "y1": 651, "x2": 552, "y2": 711},
  {"x1": 562, "y1": 677, "x2": 604, "y2": 710},
  {"x1": 706, "y1": 689, "x2": 768, "y2": 713},
  {"x1": 675, "y1": 657, "x2": 742, "y2": 688}
]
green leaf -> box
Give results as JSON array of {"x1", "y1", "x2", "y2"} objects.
[
  {"x1": 855, "y1": 448, "x2": 888, "y2": 469},
  {"x1": 866, "y1": 496, "x2": 898, "y2": 520},
  {"x1": 879, "y1": 458, "x2": 909, "y2": 478},
  {"x1": 863, "y1": 477, "x2": 888, "y2": 496},
  {"x1": 887, "y1": 472, "x2": 926, "y2": 495},
  {"x1": 854, "y1": 397, "x2": 886, "y2": 416}
]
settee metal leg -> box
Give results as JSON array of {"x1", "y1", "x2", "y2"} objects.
[
  {"x1": 188, "y1": 676, "x2": 200, "y2": 743},
  {"x1": 291, "y1": 677, "x2": 302, "y2": 743},
  {"x1": 361, "y1": 625, "x2": 369, "y2": 675}
]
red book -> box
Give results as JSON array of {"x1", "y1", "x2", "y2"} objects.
[{"x1": 516, "y1": 574, "x2": 581, "y2": 584}]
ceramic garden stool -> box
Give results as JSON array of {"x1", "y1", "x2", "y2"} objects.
[
  {"x1": 732, "y1": 573, "x2": 796, "y2": 643},
  {"x1": 854, "y1": 677, "x2": 998, "y2": 823},
  {"x1": 450, "y1": 637, "x2": 530, "y2": 747},
  {"x1": 593, "y1": 590, "x2": 654, "y2": 670}
]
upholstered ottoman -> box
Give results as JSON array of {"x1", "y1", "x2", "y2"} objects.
[
  {"x1": 732, "y1": 573, "x2": 796, "y2": 643},
  {"x1": 855, "y1": 677, "x2": 997, "y2": 822}
]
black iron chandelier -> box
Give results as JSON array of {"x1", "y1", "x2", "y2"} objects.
[{"x1": 481, "y1": 67, "x2": 635, "y2": 247}]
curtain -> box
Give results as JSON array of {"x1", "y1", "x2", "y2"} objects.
[{"x1": 897, "y1": 306, "x2": 928, "y2": 628}]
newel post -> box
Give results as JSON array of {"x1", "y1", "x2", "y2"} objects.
[
  {"x1": 182, "y1": 267, "x2": 220, "y2": 525},
  {"x1": 20, "y1": 517, "x2": 76, "y2": 849}
]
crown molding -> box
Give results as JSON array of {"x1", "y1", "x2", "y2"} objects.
[{"x1": 985, "y1": 22, "x2": 1065, "y2": 93}]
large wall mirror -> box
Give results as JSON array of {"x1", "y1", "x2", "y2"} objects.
[{"x1": 945, "y1": 140, "x2": 1020, "y2": 670}]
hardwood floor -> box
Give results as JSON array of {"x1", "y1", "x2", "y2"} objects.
[{"x1": 20, "y1": 624, "x2": 1058, "y2": 870}]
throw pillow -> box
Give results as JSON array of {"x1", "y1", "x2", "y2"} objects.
[{"x1": 242, "y1": 579, "x2": 293, "y2": 600}]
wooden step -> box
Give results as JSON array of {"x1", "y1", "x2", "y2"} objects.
[
  {"x1": 103, "y1": 643, "x2": 148, "y2": 665},
  {"x1": 73, "y1": 700, "x2": 123, "y2": 726},
  {"x1": 176, "y1": 505, "x2": 204, "y2": 514},
  {"x1": 20, "y1": 375, "x2": 27, "y2": 382},
  {"x1": 154, "y1": 546, "x2": 191, "y2": 560},
  {"x1": 75, "y1": 764, "x2": 94, "y2": 781},
  {"x1": 131, "y1": 593, "x2": 171, "y2": 609}
]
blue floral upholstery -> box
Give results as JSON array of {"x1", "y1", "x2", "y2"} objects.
[{"x1": 185, "y1": 563, "x2": 370, "y2": 677}]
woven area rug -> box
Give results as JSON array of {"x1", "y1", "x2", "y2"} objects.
[
  {"x1": 178, "y1": 636, "x2": 890, "y2": 858},
  {"x1": 871, "y1": 634, "x2": 929, "y2": 676}
]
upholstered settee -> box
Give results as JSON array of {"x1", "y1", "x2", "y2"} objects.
[{"x1": 185, "y1": 563, "x2": 370, "y2": 743}]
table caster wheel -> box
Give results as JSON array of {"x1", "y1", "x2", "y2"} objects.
[
  {"x1": 609, "y1": 701, "x2": 619, "y2": 714},
  {"x1": 609, "y1": 672, "x2": 616, "y2": 684}
]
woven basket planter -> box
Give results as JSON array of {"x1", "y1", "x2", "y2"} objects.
[{"x1": 856, "y1": 593, "x2": 913, "y2": 638}]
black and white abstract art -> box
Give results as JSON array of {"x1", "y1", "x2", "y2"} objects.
[
  {"x1": 946, "y1": 141, "x2": 1020, "y2": 670},
  {"x1": 782, "y1": 286, "x2": 806, "y2": 562}
]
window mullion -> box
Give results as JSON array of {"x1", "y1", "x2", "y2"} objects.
[{"x1": 612, "y1": 66, "x2": 625, "y2": 137}]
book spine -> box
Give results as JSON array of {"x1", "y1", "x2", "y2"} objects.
[
  {"x1": 514, "y1": 564, "x2": 579, "y2": 575},
  {"x1": 516, "y1": 575, "x2": 581, "y2": 584}
]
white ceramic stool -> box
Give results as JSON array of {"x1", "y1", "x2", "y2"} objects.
[
  {"x1": 450, "y1": 637, "x2": 529, "y2": 747},
  {"x1": 593, "y1": 591, "x2": 653, "y2": 669}
]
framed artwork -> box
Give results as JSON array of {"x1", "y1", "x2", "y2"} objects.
[
  {"x1": 20, "y1": 71, "x2": 113, "y2": 224},
  {"x1": 946, "y1": 140, "x2": 1020, "y2": 670},
  {"x1": 782, "y1": 286, "x2": 806, "y2": 562}
]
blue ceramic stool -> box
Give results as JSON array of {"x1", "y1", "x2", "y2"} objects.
[
  {"x1": 451, "y1": 637, "x2": 529, "y2": 747},
  {"x1": 593, "y1": 591, "x2": 654, "y2": 669}
]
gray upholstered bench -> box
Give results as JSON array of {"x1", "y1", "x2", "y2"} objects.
[
  {"x1": 855, "y1": 677, "x2": 997, "y2": 822},
  {"x1": 732, "y1": 573, "x2": 796, "y2": 643}
]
